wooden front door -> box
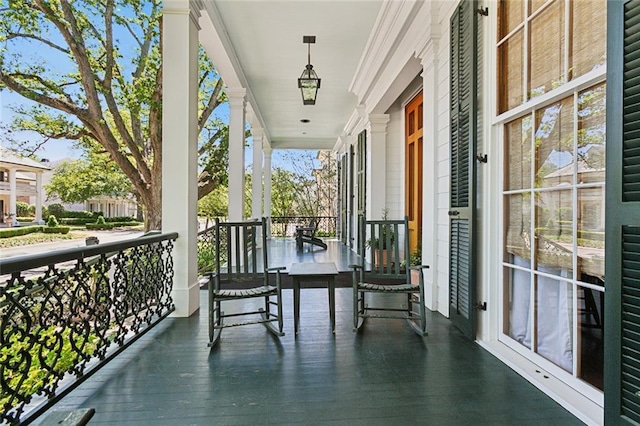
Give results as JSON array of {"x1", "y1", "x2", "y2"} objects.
[{"x1": 405, "y1": 91, "x2": 423, "y2": 253}]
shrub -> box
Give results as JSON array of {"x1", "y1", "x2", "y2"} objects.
[
  {"x1": 60, "y1": 210, "x2": 100, "y2": 219},
  {"x1": 16, "y1": 217, "x2": 36, "y2": 223},
  {"x1": 59, "y1": 218, "x2": 95, "y2": 226},
  {"x1": 42, "y1": 226, "x2": 70, "y2": 234},
  {"x1": 48, "y1": 203, "x2": 65, "y2": 218},
  {"x1": 16, "y1": 201, "x2": 30, "y2": 217},
  {"x1": 105, "y1": 216, "x2": 136, "y2": 223},
  {"x1": 0, "y1": 226, "x2": 43, "y2": 238},
  {"x1": 47, "y1": 215, "x2": 59, "y2": 227}
]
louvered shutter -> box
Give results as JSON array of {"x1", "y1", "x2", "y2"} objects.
[
  {"x1": 606, "y1": 1, "x2": 640, "y2": 423},
  {"x1": 449, "y1": 0, "x2": 477, "y2": 339}
]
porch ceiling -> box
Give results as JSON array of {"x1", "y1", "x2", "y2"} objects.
[{"x1": 201, "y1": 0, "x2": 383, "y2": 150}]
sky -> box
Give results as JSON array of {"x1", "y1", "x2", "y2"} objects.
[{"x1": 0, "y1": 3, "x2": 319, "y2": 173}]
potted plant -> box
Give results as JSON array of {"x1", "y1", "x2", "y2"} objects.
[
  {"x1": 408, "y1": 246, "x2": 422, "y2": 284},
  {"x1": 366, "y1": 209, "x2": 395, "y2": 266}
]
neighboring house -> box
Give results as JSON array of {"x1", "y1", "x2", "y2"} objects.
[
  {"x1": 0, "y1": 146, "x2": 49, "y2": 225},
  {"x1": 85, "y1": 196, "x2": 137, "y2": 218}
]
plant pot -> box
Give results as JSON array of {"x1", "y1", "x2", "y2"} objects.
[
  {"x1": 374, "y1": 249, "x2": 388, "y2": 267},
  {"x1": 410, "y1": 268, "x2": 420, "y2": 284}
]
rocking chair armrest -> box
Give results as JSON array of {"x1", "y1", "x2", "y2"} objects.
[
  {"x1": 349, "y1": 264, "x2": 364, "y2": 270},
  {"x1": 267, "y1": 266, "x2": 286, "y2": 273},
  {"x1": 408, "y1": 265, "x2": 430, "y2": 270}
]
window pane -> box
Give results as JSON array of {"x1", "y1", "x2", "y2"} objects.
[
  {"x1": 499, "y1": 0, "x2": 524, "y2": 39},
  {"x1": 572, "y1": 0, "x2": 607, "y2": 79},
  {"x1": 505, "y1": 193, "x2": 532, "y2": 262},
  {"x1": 499, "y1": 29, "x2": 524, "y2": 113},
  {"x1": 529, "y1": 0, "x2": 565, "y2": 100},
  {"x1": 577, "y1": 83, "x2": 606, "y2": 182},
  {"x1": 535, "y1": 189, "x2": 573, "y2": 274},
  {"x1": 535, "y1": 275, "x2": 573, "y2": 372},
  {"x1": 506, "y1": 264, "x2": 532, "y2": 349},
  {"x1": 577, "y1": 285, "x2": 603, "y2": 390},
  {"x1": 535, "y1": 98, "x2": 574, "y2": 188},
  {"x1": 505, "y1": 115, "x2": 532, "y2": 190},
  {"x1": 578, "y1": 187, "x2": 605, "y2": 281},
  {"x1": 530, "y1": 0, "x2": 549, "y2": 15}
]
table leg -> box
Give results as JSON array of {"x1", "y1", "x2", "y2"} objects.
[
  {"x1": 328, "y1": 277, "x2": 336, "y2": 333},
  {"x1": 293, "y1": 278, "x2": 300, "y2": 335}
]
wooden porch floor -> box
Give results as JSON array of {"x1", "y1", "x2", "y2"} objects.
[{"x1": 41, "y1": 242, "x2": 582, "y2": 426}]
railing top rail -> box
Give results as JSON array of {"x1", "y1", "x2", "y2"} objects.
[{"x1": 0, "y1": 231, "x2": 179, "y2": 275}]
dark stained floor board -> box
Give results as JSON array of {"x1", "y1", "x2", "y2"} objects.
[{"x1": 35, "y1": 286, "x2": 585, "y2": 425}]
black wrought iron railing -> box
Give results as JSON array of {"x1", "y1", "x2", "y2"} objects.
[
  {"x1": 0, "y1": 232, "x2": 178, "y2": 424},
  {"x1": 270, "y1": 216, "x2": 336, "y2": 238}
]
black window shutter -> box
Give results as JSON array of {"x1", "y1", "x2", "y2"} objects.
[
  {"x1": 449, "y1": 0, "x2": 477, "y2": 339},
  {"x1": 606, "y1": 0, "x2": 640, "y2": 423}
]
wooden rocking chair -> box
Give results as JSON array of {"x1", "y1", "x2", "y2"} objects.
[
  {"x1": 350, "y1": 216, "x2": 428, "y2": 336},
  {"x1": 205, "y1": 217, "x2": 285, "y2": 347}
]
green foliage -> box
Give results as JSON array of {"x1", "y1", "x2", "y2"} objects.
[
  {"x1": 197, "y1": 240, "x2": 217, "y2": 274},
  {"x1": 198, "y1": 186, "x2": 228, "y2": 218},
  {"x1": 86, "y1": 221, "x2": 141, "y2": 230},
  {"x1": 0, "y1": 326, "x2": 98, "y2": 411},
  {"x1": 270, "y1": 168, "x2": 299, "y2": 216},
  {"x1": 16, "y1": 201, "x2": 30, "y2": 217},
  {"x1": 48, "y1": 204, "x2": 65, "y2": 218},
  {"x1": 42, "y1": 226, "x2": 70, "y2": 234},
  {"x1": 0, "y1": 231, "x2": 76, "y2": 248},
  {"x1": 47, "y1": 215, "x2": 59, "y2": 227},
  {"x1": 96, "y1": 215, "x2": 106, "y2": 225},
  {"x1": 59, "y1": 210, "x2": 102, "y2": 219},
  {"x1": 0, "y1": 226, "x2": 43, "y2": 239},
  {"x1": 45, "y1": 157, "x2": 132, "y2": 204}
]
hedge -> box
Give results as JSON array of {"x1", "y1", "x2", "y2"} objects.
[
  {"x1": 42, "y1": 226, "x2": 71, "y2": 234},
  {"x1": 86, "y1": 221, "x2": 142, "y2": 230},
  {"x1": 60, "y1": 218, "x2": 96, "y2": 225},
  {"x1": 106, "y1": 216, "x2": 136, "y2": 223},
  {"x1": 16, "y1": 217, "x2": 36, "y2": 223},
  {"x1": 60, "y1": 210, "x2": 103, "y2": 219},
  {"x1": 0, "y1": 226, "x2": 43, "y2": 238}
]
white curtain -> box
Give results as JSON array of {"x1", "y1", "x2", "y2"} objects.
[{"x1": 509, "y1": 255, "x2": 573, "y2": 372}]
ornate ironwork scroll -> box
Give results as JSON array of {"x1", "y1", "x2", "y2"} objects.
[{"x1": 0, "y1": 232, "x2": 178, "y2": 424}]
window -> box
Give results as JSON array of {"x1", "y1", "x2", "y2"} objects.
[
  {"x1": 499, "y1": 0, "x2": 606, "y2": 392},
  {"x1": 497, "y1": 0, "x2": 606, "y2": 114}
]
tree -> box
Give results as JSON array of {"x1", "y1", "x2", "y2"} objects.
[
  {"x1": 0, "y1": 1, "x2": 228, "y2": 230},
  {"x1": 45, "y1": 154, "x2": 132, "y2": 203}
]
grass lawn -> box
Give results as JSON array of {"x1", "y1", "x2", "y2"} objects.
[{"x1": 0, "y1": 230, "x2": 91, "y2": 249}]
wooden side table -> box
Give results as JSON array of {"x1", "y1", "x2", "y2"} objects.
[{"x1": 289, "y1": 262, "x2": 339, "y2": 334}]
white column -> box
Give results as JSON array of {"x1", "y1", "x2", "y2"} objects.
[
  {"x1": 162, "y1": 1, "x2": 200, "y2": 317},
  {"x1": 251, "y1": 128, "x2": 264, "y2": 220},
  {"x1": 227, "y1": 88, "x2": 247, "y2": 221},
  {"x1": 263, "y1": 146, "x2": 272, "y2": 237},
  {"x1": 8, "y1": 168, "x2": 16, "y2": 225},
  {"x1": 366, "y1": 114, "x2": 390, "y2": 219},
  {"x1": 420, "y1": 36, "x2": 439, "y2": 312},
  {"x1": 35, "y1": 171, "x2": 43, "y2": 222}
]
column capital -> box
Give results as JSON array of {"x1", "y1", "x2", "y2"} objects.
[
  {"x1": 227, "y1": 87, "x2": 247, "y2": 109},
  {"x1": 252, "y1": 127, "x2": 264, "y2": 142},
  {"x1": 366, "y1": 113, "x2": 390, "y2": 133}
]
